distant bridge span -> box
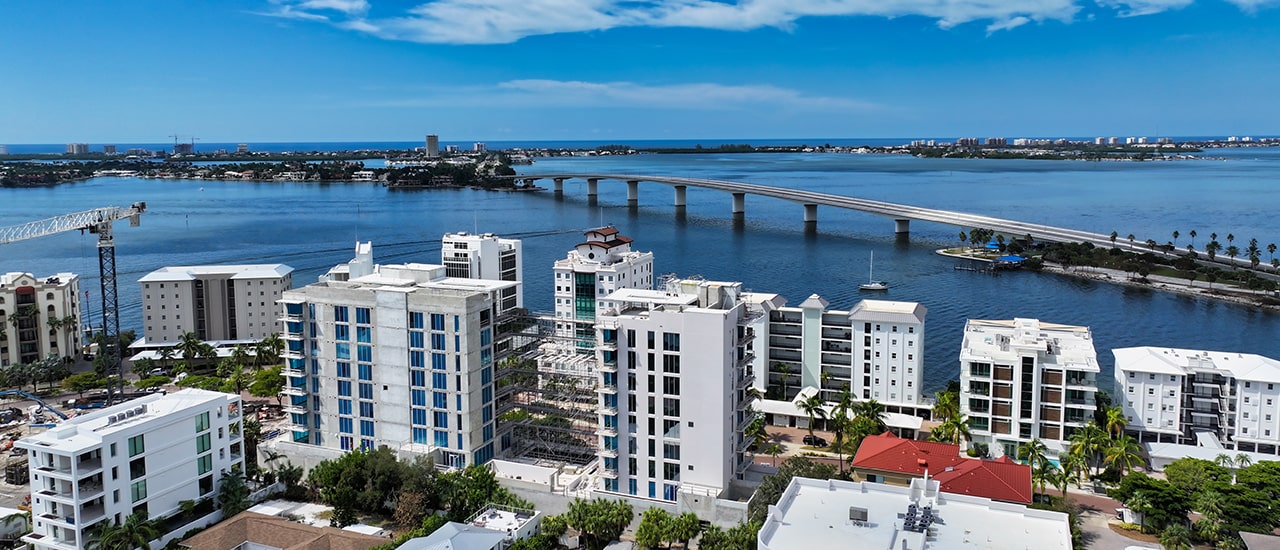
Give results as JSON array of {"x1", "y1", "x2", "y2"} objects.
[{"x1": 513, "y1": 173, "x2": 1124, "y2": 248}]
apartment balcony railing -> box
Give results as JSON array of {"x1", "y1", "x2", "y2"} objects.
[{"x1": 80, "y1": 504, "x2": 106, "y2": 524}]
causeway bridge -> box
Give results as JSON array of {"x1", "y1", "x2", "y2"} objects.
[{"x1": 513, "y1": 173, "x2": 1121, "y2": 248}]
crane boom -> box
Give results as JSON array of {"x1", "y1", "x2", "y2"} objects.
[
  {"x1": 0, "y1": 204, "x2": 145, "y2": 245},
  {"x1": 0, "y1": 202, "x2": 146, "y2": 405}
]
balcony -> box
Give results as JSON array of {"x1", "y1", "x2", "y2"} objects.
[
  {"x1": 596, "y1": 384, "x2": 618, "y2": 395},
  {"x1": 598, "y1": 448, "x2": 618, "y2": 458},
  {"x1": 80, "y1": 504, "x2": 106, "y2": 524},
  {"x1": 283, "y1": 405, "x2": 307, "y2": 415},
  {"x1": 597, "y1": 406, "x2": 617, "y2": 416},
  {"x1": 77, "y1": 482, "x2": 104, "y2": 501},
  {"x1": 23, "y1": 533, "x2": 80, "y2": 550},
  {"x1": 281, "y1": 386, "x2": 306, "y2": 397},
  {"x1": 284, "y1": 367, "x2": 306, "y2": 379},
  {"x1": 600, "y1": 468, "x2": 618, "y2": 479},
  {"x1": 599, "y1": 360, "x2": 617, "y2": 373},
  {"x1": 37, "y1": 486, "x2": 74, "y2": 500},
  {"x1": 596, "y1": 426, "x2": 618, "y2": 438},
  {"x1": 37, "y1": 512, "x2": 73, "y2": 527}
]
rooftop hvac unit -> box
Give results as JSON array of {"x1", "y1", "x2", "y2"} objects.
[
  {"x1": 849, "y1": 507, "x2": 869, "y2": 522},
  {"x1": 106, "y1": 416, "x2": 117, "y2": 425},
  {"x1": 139, "y1": 404, "x2": 147, "y2": 414},
  {"x1": 125, "y1": 410, "x2": 135, "y2": 418},
  {"x1": 133, "y1": 406, "x2": 144, "y2": 416}
]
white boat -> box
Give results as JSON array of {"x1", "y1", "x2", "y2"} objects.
[{"x1": 859, "y1": 251, "x2": 889, "y2": 291}]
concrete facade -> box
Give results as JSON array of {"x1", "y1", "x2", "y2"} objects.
[
  {"x1": 0, "y1": 272, "x2": 81, "y2": 365},
  {"x1": 139, "y1": 265, "x2": 293, "y2": 344},
  {"x1": 959, "y1": 318, "x2": 1099, "y2": 458},
  {"x1": 17, "y1": 389, "x2": 244, "y2": 550},
  {"x1": 552, "y1": 227, "x2": 653, "y2": 352},
  {"x1": 442, "y1": 232, "x2": 523, "y2": 309},
  {"x1": 279, "y1": 243, "x2": 518, "y2": 468},
  {"x1": 593, "y1": 277, "x2": 757, "y2": 504}
]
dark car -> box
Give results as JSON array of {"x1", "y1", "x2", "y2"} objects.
[{"x1": 803, "y1": 434, "x2": 828, "y2": 447}]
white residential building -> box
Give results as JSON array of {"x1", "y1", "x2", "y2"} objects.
[
  {"x1": 442, "y1": 232, "x2": 523, "y2": 310},
  {"x1": 748, "y1": 296, "x2": 929, "y2": 435},
  {"x1": 0, "y1": 272, "x2": 81, "y2": 365},
  {"x1": 959, "y1": 319, "x2": 1099, "y2": 458},
  {"x1": 1115, "y1": 346, "x2": 1280, "y2": 454},
  {"x1": 758, "y1": 477, "x2": 1072, "y2": 550},
  {"x1": 18, "y1": 389, "x2": 244, "y2": 550},
  {"x1": 279, "y1": 242, "x2": 518, "y2": 468},
  {"x1": 593, "y1": 277, "x2": 757, "y2": 504},
  {"x1": 139, "y1": 264, "x2": 293, "y2": 344},
  {"x1": 553, "y1": 227, "x2": 653, "y2": 351}
]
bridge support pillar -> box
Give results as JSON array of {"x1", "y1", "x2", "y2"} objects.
[
  {"x1": 674, "y1": 185, "x2": 686, "y2": 207},
  {"x1": 553, "y1": 178, "x2": 565, "y2": 198},
  {"x1": 732, "y1": 192, "x2": 745, "y2": 221},
  {"x1": 894, "y1": 219, "x2": 910, "y2": 234},
  {"x1": 587, "y1": 178, "x2": 599, "y2": 205},
  {"x1": 627, "y1": 180, "x2": 639, "y2": 207},
  {"x1": 803, "y1": 204, "x2": 817, "y2": 229}
]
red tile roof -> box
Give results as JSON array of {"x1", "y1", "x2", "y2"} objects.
[
  {"x1": 851, "y1": 432, "x2": 1033, "y2": 504},
  {"x1": 577, "y1": 236, "x2": 634, "y2": 249},
  {"x1": 586, "y1": 226, "x2": 620, "y2": 237}
]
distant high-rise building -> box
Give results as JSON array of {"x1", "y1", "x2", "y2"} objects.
[
  {"x1": 237, "y1": 143, "x2": 250, "y2": 153},
  {"x1": 445, "y1": 145, "x2": 459, "y2": 154},
  {"x1": 102, "y1": 145, "x2": 117, "y2": 154},
  {"x1": 0, "y1": 272, "x2": 81, "y2": 364},
  {"x1": 0, "y1": 145, "x2": 8, "y2": 155},
  {"x1": 1125, "y1": 137, "x2": 1137, "y2": 145},
  {"x1": 1094, "y1": 137, "x2": 1105, "y2": 146},
  {"x1": 139, "y1": 264, "x2": 294, "y2": 344},
  {"x1": 984, "y1": 138, "x2": 1006, "y2": 146},
  {"x1": 65, "y1": 143, "x2": 89, "y2": 154},
  {"x1": 441, "y1": 232, "x2": 523, "y2": 309},
  {"x1": 426, "y1": 134, "x2": 439, "y2": 157},
  {"x1": 173, "y1": 143, "x2": 194, "y2": 155},
  {"x1": 956, "y1": 138, "x2": 980, "y2": 146},
  {"x1": 1108, "y1": 137, "x2": 1119, "y2": 145},
  {"x1": 473, "y1": 142, "x2": 487, "y2": 152}
]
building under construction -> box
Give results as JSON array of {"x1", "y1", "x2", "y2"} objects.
[{"x1": 495, "y1": 315, "x2": 600, "y2": 466}]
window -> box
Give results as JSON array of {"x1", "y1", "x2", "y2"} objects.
[
  {"x1": 128, "y1": 435, "x2": 145, "y2": 457},
  {"x1": 197, "y1": 433, "x2": 211, "y2": 454},
  {"x1": 130, "y1": 457, "x2": 146, "y2": 479},
  {"x1": 131, "y1": 480, "x2": 147, "y2": 502},
  {"x1": 1148, "y1": 388, "x2": 1154, "y2": 395},
  {"x1": 359, "y1": 402, "x2": 374, "y2": 418},
  {"x1": 195, "y1": 412, "x2": 210, "y2": 432},
  {"x1": 356, "y1": 307, "x2": 371, "y2": 324},
  {"x1": 1128, "y1": 386, "x2": 1134, "y2": 394},
  {"x1": 198, "y1": 454, "x2": 212, "y2": 475},
  {"x1": 110, "y1": 442, "x2": 117, "y2": 457}
]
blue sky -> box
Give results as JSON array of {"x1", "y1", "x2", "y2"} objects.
[{"x1": 1, "y1": 0, "x2": 1277, "y2": 142}]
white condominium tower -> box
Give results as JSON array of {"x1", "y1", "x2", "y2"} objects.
[
  {"x1": 553, "y1": 227, "x2": 653, "y2": 351},
  {"x1": 442, "y1": 232, "x2": 523, "y2": 310},
  {"x1": 959, "y1": 318, "x2": 1099, "y2": 458},
  {"x1": 278, "y1": 241, "x2": 520, "y2": 468},
  {"x1": 1114, "y1": 346, "x2": 1280, "y2": 454},
  {"x1": 749, "y1": 295, "x2": 929, "y2": 434},
  {"x1": 0, "y1": 272, "x2": 81, "y2": 365},
  {"x1": 18, "y1": 389, "x2": 244, "y2": 550},
  {"x1": 139, "y1": 264, "x2": 294, "y2": 344},
  {"x1": 593, "y1": 277, "x2": 758, "y2": 506}
]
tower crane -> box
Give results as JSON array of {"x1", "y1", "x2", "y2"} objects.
[{"x1": 0, "y1": 203, "x2": 147, "y2": 404}]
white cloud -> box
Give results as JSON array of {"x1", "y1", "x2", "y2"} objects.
[
  {"x1": 353, "y1": 79, "x2": 880, "y2": 112},
  {"x1": 258, "y1": 0, "x2": 1273, "y2": 44}
]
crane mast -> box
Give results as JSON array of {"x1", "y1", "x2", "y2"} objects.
[{"x1": 0, "y1": 202, "x2": 146, "y2": 404}]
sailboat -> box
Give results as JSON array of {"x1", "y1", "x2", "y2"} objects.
[{"x1": 859, "y1": 251, "x2": 889, "y2": 291}]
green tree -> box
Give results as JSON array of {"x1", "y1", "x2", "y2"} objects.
[
  {"x1": 135, "y1": 375, "x2": 171, "y2": 390},
  {"x1": 63, "y1": 372, "x2": 107, "y2": 397},
  {"x1": 773, "y1": 363, "x2": 794, "y2": 399},
  {"x1": 249, "y1": 365, "x2": 285, "y2": 406},
  {"x1": 1162, "y1": 458, "x2": 1228, "y2": 494},
  {"x1": 930, "y1": 415, "x2": 971, "y2": 447},
  {"x1": 1126, "y1": 492, "x2": 1151, "y2": 533},
  {"x1": 796, "y1": 394, "x2": 828, "y2": 443},
  {"x1": 217, "y1": 469, "x2": 251, "y2": 517},
  {"x1": 1104, "y1": 406, "x2": 1127, "y2": 439},
  {"x1": 667, "y1": 512, "x2": 701, "y2": 548},
  {"x1": 1158, "y1": 523, "x2": 1191, "y2": 550},
  {"x1": 763, "y1": 442, "x2": 783, "y2": 467},
  {"x1": 1018, "y1": 438, "x2": 1050, "y2": 495},
  {"x1": 747, "y1": 457, "x2": 838, "y2": 524},
  {"x1": 635, "y1": 507, "x2": 670, "y2": 549},
  {"x1": 177, "y1": 331, "x2": 205, "y2": 364},
  {"x1": 86, "y1": 512, "x2": 159, "y2": 550},
  {"x1": 1105, "y1": 435, "x2": 1143, "y2": 477},
  {"x1": 255, "y1": 333, "x2": 285, "y2": 370},
  {"x1": 565, "y1": 498, "x2": 634, "y2": 550}
]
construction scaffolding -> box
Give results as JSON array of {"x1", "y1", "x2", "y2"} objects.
[{"x1": 496, "y1": 315, "x2": 600, "y2": 466}]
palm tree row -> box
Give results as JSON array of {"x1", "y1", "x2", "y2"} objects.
[{"x1": 1123, "y1": 229, "x2": 1279, "y2": 272}]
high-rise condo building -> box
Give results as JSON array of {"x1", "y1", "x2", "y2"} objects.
[
  {"x1": 426, "y1": 135, "x2": 439, "y2": 158},
  {"x1": 959, "y1": 319, "x2": 1099, "y2": 458},
  {"x1": 749, "y1": 295, "x2": 929, "y2": 436},
  {"x1": 552, "y1": 227, "x2": 653, "y2": 350},
  {"x1": 1114, "y1": 346, "x2": 1280, "y2": 455},
  {"x1": 0, "y1": 272, "x2": 81, "y2": 365},
  {"x1": 17, "y1": 389, "x2": 244, "y2": 550},
  {"x1": 139, "y1": 265, "x2": 293, "y2": 344},
  {"x1": 65, "y1": 143, "x2": 89, "y2": 155},
  {"x1": 593, "y1": 277, "x2": 758, "y2": 506},
  {"x1": 279, "y1": 241, "x2": 520, "y2": 468},
  {"x1": 442, "y1": 232, "x2": 523, "y2": 309}
]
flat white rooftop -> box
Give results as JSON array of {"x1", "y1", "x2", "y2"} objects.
[
  {"x1": 962, "y1": 318, "x2": 1098, "y2": 372},
  {"x1": 759, "y1": 477, "x2": 1071, "y2": 550},
  {"x1": 605, "y1": 288, "x2": 699, "y2": 307},
  {"x1": 1114, "y1": 346, "x2": 1280, "y2": 383},
  {"x1": 138, "y1": 264, "x2": 292, "y2": 282},
  {"x1": 17, "y1": 389, "x2": 235, "y2": 453}
]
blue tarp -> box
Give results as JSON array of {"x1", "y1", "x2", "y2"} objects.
[{"x1": 996, "y1": 255, "x2": 1027, "y2": 263}]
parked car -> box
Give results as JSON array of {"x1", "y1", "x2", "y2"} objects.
[
  {"x1": 148, "y1": 367, "x2": 169, "y2": 377},
  {"x1": 803, "y1": 434, "x2": 828, "y2": 447}
]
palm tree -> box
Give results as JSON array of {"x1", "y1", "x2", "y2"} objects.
[
  {"x1": 177, "y1": 331, "x2": 205, "y2": 364},
  {"x1": 831, "y1": 391, "x2": 856, "y2": 472},
  {"x1": 86, "y1": 512, "x2": 159, "y2": 550},
  {"x1": 1227, "y1": 233, "x2": 1235, "y2": 246},
  {"x1": 1104, "y1": 406, "x2": 1127, "y2": 439},
  {"x1": 1059, "y1": 452, "x2": 1085, "y2": 496},
  {"x1": 1018, "y1": 438, "x2": 1049, "y2": 472},
  {"x1": 1159, "y1": 523, "x2": 1192, "y2": 550},
  {"x1": 1172, "y1": 230, "x2": 1179, "y2": 246},
  {"x1": 1196, "y1": 490, "x2": 1227, "y2": 544},
  {"x1": 797, "y1": 394, "x2": 828, "y2": 443},
  {"x1": 773, "y1": 363, "x2": 794, "y2": 399},
  {"x1": 930, "y1": 415, "x2": 971, "y2": 447},
  {"x1": 932, "y1": 390, "x2": 959, "y2": 423},
  {"x1": 1145, "y1": 239, "x2": 1158, "y2": 251},
  {"x1": 1226, "y1": 245, "x2": 1240, "y2": 267},
  {"x1": 852, "y1": 399, "x2": 887, "y2": 434},
  {"x1": 764, "y1": 442, "x2": 783, "y2": 467},
  {"x1": 1215, "y1": 453, "x2": 1234, "y2": 469},
  {"x1": 1206, "y1": 240, "x2": 1221, "y2": 262},
  {"x1": 1189, "y1": 230, "x2": 1197, "y2": 247},
  {"x1": 1127, "y1": 234, "x2": 1136, "y2": 250},
  {"x1": 1105, "y1": 435, "x2": 1143, "y2": 477},
  {"x1": 256, "y1": 333, "x2": 285, "y2": 370},
  {"x1": 1269, "y1": 242, "x2": 1277, "y2": 264},
  {"x1": 1109, "y1": 231, "x2": 1118, "y2": 247},
  {"x1": 1126, "y1": 492, "x2": 1151, "y2": 533},
  {"x1": 1235, "y1": 452, "x2": 1253, "y2": 469},
  {"x1": 1069, "y1": 422, "x2": 1109, "y2": 477},
  {"x1": 157, "y1": 346, "x2": 175, "y2": 371},
  {"x1": 230, "y1": 345, "x2": 253, "y2": 372}
]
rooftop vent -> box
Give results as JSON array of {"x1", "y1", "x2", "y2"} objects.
[{"x1": 849, "y1": 507, "x2": 869, "y2": 522}]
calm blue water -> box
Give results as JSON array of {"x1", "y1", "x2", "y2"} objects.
[{"x1": 3, "y1": 151, "x2": 1279, "y2": 394}]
